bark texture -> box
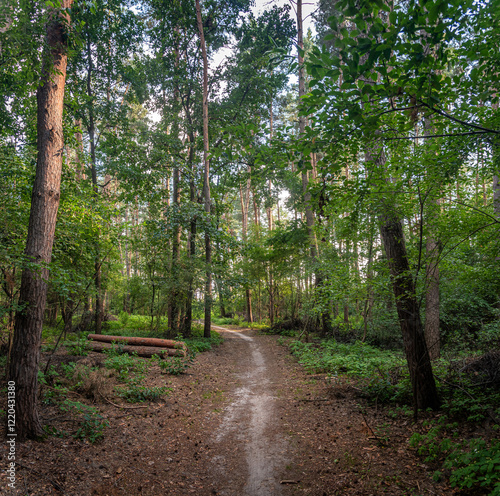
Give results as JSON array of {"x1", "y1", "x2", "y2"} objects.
[
  {"x1": 196, "y1": 0, "x2": 212, "y2": 338},
  {"x1": 367, "y1": 147, "x2": 440, "y2": 410},
  {"x1": 423, "y1": 117, "x2": 441, "y2": 360},
  {"x1": 87, "y1": 342, "x2": 186, "y2": 358},
  {"x1": 87, "y1": 334, "x2": 187, "y2": 350},
  {"x1": 8, "y1": 1, "x2": 72, "y2": 440}
]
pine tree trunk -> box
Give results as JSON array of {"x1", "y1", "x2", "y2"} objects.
[
  {"x1": 246, "y1": 289, "x2": 253, "y2": 323},
  {"x1": 196, "y1": 0, "x2": 212, "y2": 338},
  {"x1": 169, "y1": 164, "x2": 181, "y2": 333},
  {"x1": 8, "y1": 1, "x2": 73, "y2": 440},
  {"x1": 183, "y1": 134, "x2": 196, "y2": 338},
  {"x1": 86, "y1": 36, "x2": 102, "y2": 334}
]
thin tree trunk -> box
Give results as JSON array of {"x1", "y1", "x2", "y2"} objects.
[
  {"x1": 362, "y1": 225, "x2": 375, "y2": 342},
  {"x1": 86, "y1": 36, "x2": 102, "y2": 334},
  {"x1": 296, "y1": 1, "x2": 329, "y2": 334},
  {"x1": 123, "y1": 208, "x2": 131, "y2": 312},
  {"x1": 196, "y1": 0, "x2": 212, "y2": 338},
  {"x1": 183, "y1": 133, "x2": 196, "y2": 338},
  {"x1": 169, "y1": 163, "x2": 181, "y2": 333},
  {"x1": 246, "y1": 289, "x2": 253, "y2": 323},
  {"x1": 423, "y1": 118, "x2": 441, "y2": 360},
  {"x1": 239, "y1": 167, "x2": 253, "y2": 324},
  {"x1": 8, "y1": 0, "x2": 73, "y2": 440}
]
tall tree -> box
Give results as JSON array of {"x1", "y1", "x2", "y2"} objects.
[
  {"x1": 8, "y1": 0, "x2": 73, "y2": 440},
  {"x1": 196, "y1": 0, "x2": 212, "y2": 338}
]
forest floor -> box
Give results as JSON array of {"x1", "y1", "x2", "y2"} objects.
[{"x1": 1, "y1": 326, "x2": 454, "y2": 496}]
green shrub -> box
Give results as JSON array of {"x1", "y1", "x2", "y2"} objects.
[
  {"x1": 104, "y1": 351, "x2": 148, "y2": 382},
  {"x1": 118, "y1": 311, "x2": 130, "y2": 326},
  {"x1": 287, "y1": 339, "x2": 403, "y2": 377},
  {"x1": 117, "y1": 385, "x2": 171, "y2": 403},
  {"x1": 446, "y1": 439, "x2": 500, "y2": 494},
  {"x1": 477, "y1": 322, "x2": 500, "y2": 352},
  {"x1": 66, "y1": 338, "x2": 89, "y2": 356},
  {"x1": 186, "y1": 332, "x2": 223, "y2": 353},
  {"x1": 410, "y1": 421, "x2": 500, "y2": 495},
  {"x1": 155, "y1": 352, "x2": 195, "y2": 375},
  {"x1": 60, "y1": 400, "x2": 109, "y2": 443}
]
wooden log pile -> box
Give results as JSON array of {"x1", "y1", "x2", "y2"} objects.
[{"x1": 86, "y1": 334, "x2": 187, "y2": 358}]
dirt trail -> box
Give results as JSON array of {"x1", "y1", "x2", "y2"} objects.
[{"x1": 210, "y1": 329, "x2": 287, "y2": 496}]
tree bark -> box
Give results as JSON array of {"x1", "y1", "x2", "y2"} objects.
[
  {"x1": 423, "y1": 118, "x2": 441, "y2": 360},
  {"x1": 86, "y1": 36, "x2": 102, "y2": 334},
  {"x1": 8, "y1": 0, "x2": 73, "y2": 440},
  {"x1": 196, "y1": 0, "x2": 212, "y2": 338},
  {"x1": 366, "y1": 146, "x2": 440, "y2": 411},
  {"x1": 168, "y1": 161, "x2": 182, "y2": 333},
  {"x1": 245, "y1": 288, "x2": 253, "y2": 323},
  {"x1": 183, "y1": 133, "x2": 196, "y2": 338}
]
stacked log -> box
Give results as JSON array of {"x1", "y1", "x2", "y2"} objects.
[{"x1": 86, "y1": 334, "x2": 187, "y2": 358}]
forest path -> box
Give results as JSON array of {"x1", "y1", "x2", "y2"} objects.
[
  {"x1": 208, "y1": 328, "x2": 288, "y2": 496},
  {"x1": 8, "y1": 328, "x2": 449, "y2": 496}
]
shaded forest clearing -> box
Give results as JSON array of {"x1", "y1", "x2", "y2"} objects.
[{"x1": 3, "y1": 325, "x2": 497, "y2": 495}]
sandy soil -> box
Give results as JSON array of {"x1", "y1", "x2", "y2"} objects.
[{"x1": 0, "y1": 327, "x2": 452, "y2": 496}]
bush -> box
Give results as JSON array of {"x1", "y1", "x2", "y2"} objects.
[
  {"x1": 155, "y1": 352, "x2": 195, "y2": 375},
  {"x1": 477, "y1": 322, "x2": 500, "y2": 352},
  {"x1": 104, "y1": 351, "x2": 148, "y2": 382},
  {"x1": 118, "y1": 311, "x2": 130, "y2": 326},
  {"x1": 65, "y1": 338, "x2": 89, "y2": 356},
  {"x1": 60, "y1": 400, "x2": 109, "y2": 443},
  {"x1": 117, "y1": 385, "x2": 171, "y2": 403}
]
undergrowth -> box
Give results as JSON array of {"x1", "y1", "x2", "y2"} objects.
[
  {"x1": 410, "y1": 418, "x2": 500, "y2": 495},
  {"x1": 282, "y1": 336, "x2": 500, "y2": 495},
  {"x1": 287, "y1": 339, "x2": 404, "y2": 377},
  {"x1": 116, "y1": 384, "x2": 171, "y2": 403}
]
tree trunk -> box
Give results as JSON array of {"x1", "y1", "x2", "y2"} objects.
[
  {"x1": 167, "y1": 42, "x2": 182, "y2": 334},
  {"x1": 297, "y1": 0, "x2": 317, "y2": 260},
  {"x1": 183, "y1": 134, "x2": 196, "y2": 338},
  {"x1": 296, "y1": 1, "x2": 329, "y2": 335},
  {"x1": 423, "y1": 117, "x2": 441, "y2": 360},
  {"x1": 61, "y1": 296, "x2": 74, "y2": 339},
  {"x1": 366, "y1": 146, "x2": 440, "y2": 411},
  {"x1": 168, "y1": 164, "x2": 181, "y2": 333},
  {"x1": 246, "y1": 288, "x2": 253, "y2": 323},
  {"x1": 196, "y1": 0, "x2": 212, "y2": 339},
  {"x1": 239, "y1": 167, "x2": 253, "y2": 325},
  {"x1": 8, "y1": 0, "x2": 72, "y2": 440},
  {"x1": 86, "y1": 36, "x2": 102, "y2": 335}
]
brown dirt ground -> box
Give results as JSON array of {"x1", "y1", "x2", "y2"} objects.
[{"x1": 1, "y1": 327, "x2": 455, "y2": 496}]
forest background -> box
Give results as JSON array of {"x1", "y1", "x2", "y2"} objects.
[{"x1": 1, "y1": 0, "x2": 500, "y2": 486}]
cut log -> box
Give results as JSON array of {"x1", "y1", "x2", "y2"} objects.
[
  {"x1": 87, "y1": 334, "x2": 187, "y2": 350},
  {"x1": 86, "y1": 341, "x2": 186, "y2": 358}
]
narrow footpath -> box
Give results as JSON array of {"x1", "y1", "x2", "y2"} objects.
[{"x1": 208, "y1": 328, "x2": 288, "y2": 495}]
